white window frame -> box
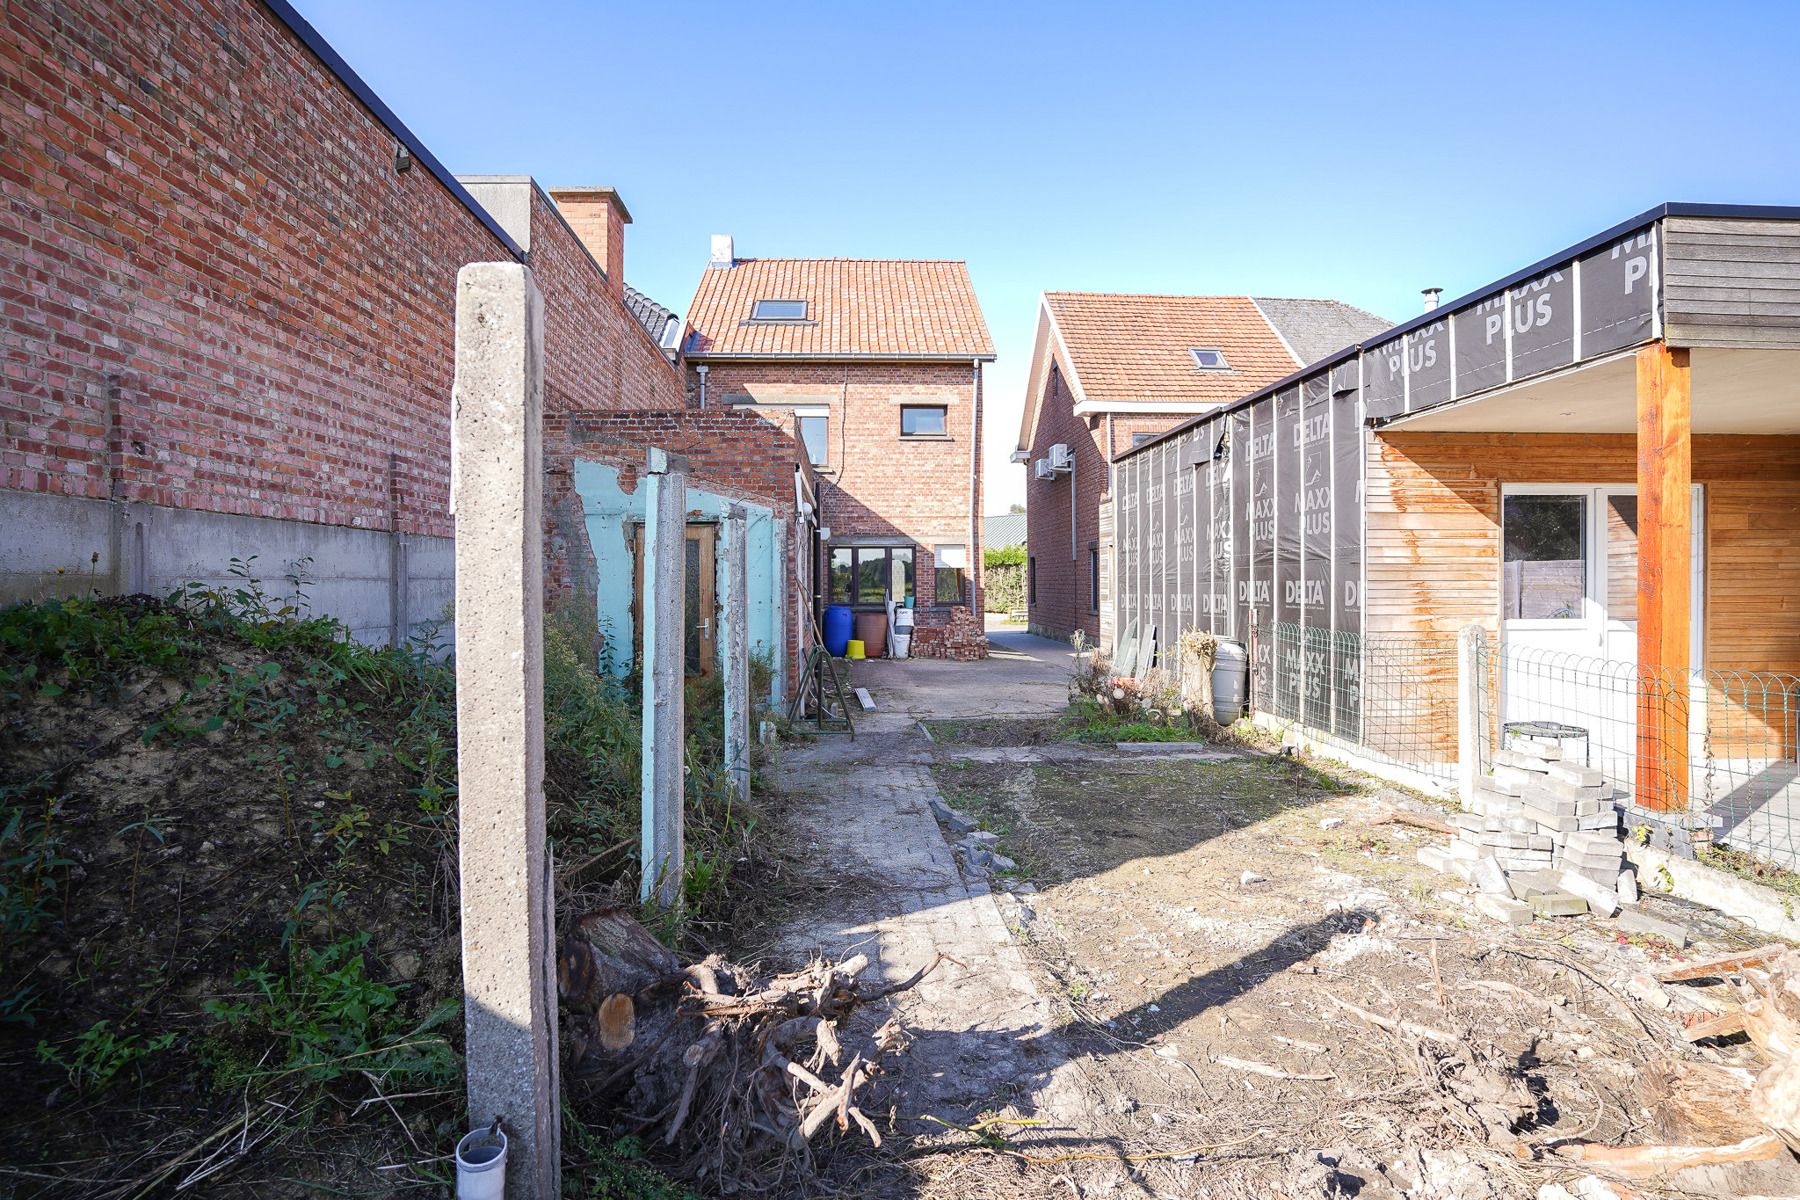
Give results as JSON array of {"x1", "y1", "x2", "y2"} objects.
[
  {"x1": 1497, "y1": 481, "x2": 1705, "y2": 663},
  {"x1": 1190, "y1": 347, "x2": 1231, "y2": 371},
  {"x1": 794, "y1": 405, "x2": 829, "y2": 468}
]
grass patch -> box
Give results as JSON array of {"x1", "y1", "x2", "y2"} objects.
[
  {"x1": 1695, "y1": 840, "x2": 1800, "y2": 900},
  {"x1": 924, "y1": 699, "x2": 1219, "y2": 748}
]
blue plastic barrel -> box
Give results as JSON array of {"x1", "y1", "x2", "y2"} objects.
[{"x1": 823, "y1": 605, "x2": 854, "y2": 657}]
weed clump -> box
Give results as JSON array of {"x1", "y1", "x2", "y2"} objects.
[{"x1": 0, "y1": 562, "x2": 757, "y2": 1193}]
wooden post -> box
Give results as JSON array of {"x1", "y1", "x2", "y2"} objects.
[
  {"x1": 1635, "y1": 342, "x2": 1692, "y2": 813},
  {"x1": 450, "y1": 262, "x2": 558, "y2": 1197},
  {"x1": 720, "y1": 507, "x2": 751, "y2": 807},
  {"x1": 640, "y1": 449, "x2": 688, "y2": 907}
]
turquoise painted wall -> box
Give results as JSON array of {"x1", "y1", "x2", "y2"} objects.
[{"x1": 573, "y1": 460, "x2": 781, "y2": 703}]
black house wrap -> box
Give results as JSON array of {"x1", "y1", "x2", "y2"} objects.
[{"x1": 1108, "y1": 205, "x2": 1685, "y2": 734}]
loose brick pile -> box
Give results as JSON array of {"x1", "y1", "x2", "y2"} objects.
[
  {"x1": 907, "y1": 606, "x2": 989, "y2": 661},
  {"x1": 1417, "y1": 736, "x2": 1668, "y2": 933}
]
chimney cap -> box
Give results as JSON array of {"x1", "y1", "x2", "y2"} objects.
[
  {"x1": 1421, "y1": 286, "x2": 1443, "y2": 311},
  {"x1": 546, "y1": 186, "x2": 632, "y2": 224},
  {"x1": 710, "y1": 234, "x2": 736, "y2": 268}
]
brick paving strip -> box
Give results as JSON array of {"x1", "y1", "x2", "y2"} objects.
[
  {"x1": 764, "y1": 632, "x2": 1250, "y2": 1146},
  {"x1": 772, "y1": 741, "x2": 1096, "y2": 1129}
]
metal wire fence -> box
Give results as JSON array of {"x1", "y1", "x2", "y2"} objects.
[
  {"x1": 1493, "y1": 642, "x2": 1800, "y2": 871},
  {"x1": 1269, "y1": 622, "x2": 1463, "y2": 785}
]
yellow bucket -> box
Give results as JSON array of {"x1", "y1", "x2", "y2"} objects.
[{"x1": 845, "y1": 639, "x2": 866, "y2": 660}]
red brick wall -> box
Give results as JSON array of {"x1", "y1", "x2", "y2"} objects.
[
  {"x1": 1024, "y1": 361, "x2": 1194, "y2": 641},
  {"x1": 691, "y1": 359, "x2": 984, "y2": 622},
  {"x1": 544, "y1": 407, "x2": 814, "y2": 693},
  {"x1": 561, "y1": 409, "x2": 806, "y2": 515},
  {"x1": 0, "y1": 0, "x2": 680, "y2": 546},
  {"x1": 531, "y1": 189, "x2": 684, "y2": 415}
]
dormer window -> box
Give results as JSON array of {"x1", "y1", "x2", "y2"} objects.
[
  {"x1": 751, "y1": 299, "x2": 808, "y2": 322},
  {"x1": 1190, "y1": 347, "x2": 1231, "y2": 371}
]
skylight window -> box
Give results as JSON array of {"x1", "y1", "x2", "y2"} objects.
[
  {"x1": 751, "y1": 299, "x2": 808, "y2": 321},
  {"x1": 1190, "y1": 348, "x2": 1231, "y2": 371}
]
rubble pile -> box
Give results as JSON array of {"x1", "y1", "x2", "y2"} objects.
[{"x1": 1417, "y1": 735, "x2": 1661, "y2": 931}]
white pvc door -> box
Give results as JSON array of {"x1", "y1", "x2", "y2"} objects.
[{"x1": 1500, "y1": 485, "x2": 1703, "y2": 788}]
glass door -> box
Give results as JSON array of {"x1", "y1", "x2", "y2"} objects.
[{"x1": 1500, "y1": 485, "x2": 1703, "y2": 791}]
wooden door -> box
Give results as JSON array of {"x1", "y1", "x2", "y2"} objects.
[
  {"x1": 632, "y1": 522, "x2": 719, "y2": 678},
  {"x1": 685, "y1": 524, "x2": 717, "y2": 678}
]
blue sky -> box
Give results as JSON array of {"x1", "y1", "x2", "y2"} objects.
[{"x1": 302, "y1": 0, "x2": 1800, "y2": 510}]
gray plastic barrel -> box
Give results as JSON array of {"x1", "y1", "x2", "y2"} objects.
[{"x1": 1211, "y1": 640, "x2": 1248, "y2": 725}]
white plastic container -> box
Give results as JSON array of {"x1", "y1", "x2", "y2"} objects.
[
  {"x1": 456, "y1": 1125, "x2": 508, "y2": 1200},
  {"x1": 1211, "y1": 640, "x2": 1248, "y2": 726},
  {"x1": 891, "y1": 630, "x2": 911, "y2": 659},
  {"x1": 894, "y1": 607, "x2": 916, "y2": 630}
]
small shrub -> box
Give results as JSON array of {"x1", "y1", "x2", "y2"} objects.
[
  {"x1": 0, "y1": 790, "x2": 73, "y2": 966},
  {"x1": 202, "y1": 930, "x2": 458, "y2": 1089},
  {"x1": 37, "y1": 1020, "x2": 177, "y2": 1092}
]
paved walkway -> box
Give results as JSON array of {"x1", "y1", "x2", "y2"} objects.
[{"x1": 770, "y1": 632, "x2": 1096, "y2": 1126}]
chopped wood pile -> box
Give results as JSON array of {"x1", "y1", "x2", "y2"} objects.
[
  {"x1": 555, "y1": 907, "x2": 951, "y2": 1190},
  {"x1": 1652, "y1": 945, "x2": 1800, "y2": 1162}
]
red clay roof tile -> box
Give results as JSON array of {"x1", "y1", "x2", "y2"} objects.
[{"x1": 685, "y1": 259, "x2": 994, "y2": 359}]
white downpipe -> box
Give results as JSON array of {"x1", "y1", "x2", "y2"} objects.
[
  {"x1": 1069, "y1": 452, "x2": 1077, "y2": 561},
  {"x1": 969, "y1": 359, "x2": 981, "y2": 611}
]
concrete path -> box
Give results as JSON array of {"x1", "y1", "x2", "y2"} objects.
[{"x1": 769, "y1": 634, "x2": 1097, "y2": 1129}]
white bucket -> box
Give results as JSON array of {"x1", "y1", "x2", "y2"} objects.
[
  {"x1": 894, "y1": 607, "x2": 916, "y2": 630},
  {"x1": 456, "y1": 1125, "x2": 508, "y2": 1200},
  {"x1": 892, "y1": 630, "x2": 912, "y2": 659}
]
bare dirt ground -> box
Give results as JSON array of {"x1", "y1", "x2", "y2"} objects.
[{"x1": 746, "y1": 634, "x2": 1800, "y2": 1199}]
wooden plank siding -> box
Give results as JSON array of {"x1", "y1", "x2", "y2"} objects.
[
  {"x1": 1368, "y1": 431, "x2": 1800, "y2": 757},
  {"x1": 1664, "y1": 217, "x2": 1800, "y2": 349}
]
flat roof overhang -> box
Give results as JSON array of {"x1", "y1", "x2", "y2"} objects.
[
  {"x1": 1114, "y1": 202, "x2": 1800, "y2": 466},
  {"x1": 1378, "y1": 346, "x2": 1800, "y2": 436}
]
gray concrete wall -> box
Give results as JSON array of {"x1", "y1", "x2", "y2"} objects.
[{"x1": 0, "y1": 489, "x2": 452, "y2": 647}]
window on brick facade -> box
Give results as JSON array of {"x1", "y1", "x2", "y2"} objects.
[
  {"x1": 1088, "y1": 547, "x2": 1100, "y2": 613},
  {"x1": 899, "y1": 405, "x2": 948, "y2": 437},
  {"x1": 796, "y1": 410, "x2": 828, "y2": 467},
  {"x1": 1189, "y1": 347, "x2": 1231, "y2": 371},
  {"x1": 1131, "y1": 432, "x2": 1156, "y2": 448},
  {"x1": 751, "y1": 299, "x2": 807, "y2": 321},
  {"x1": 933, "y1": 544, "x2": 967, "y2": 606},
  {"x1": 1028, "y1": 557, "x2": 1037, "y2": 606},
  {"x1": 829, "y1": 546, "x2": 912, "y2": 608}
]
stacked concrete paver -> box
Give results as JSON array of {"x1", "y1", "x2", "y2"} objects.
[{"x1": 1419, "y1": 736, "x2": 1636, "y2": 926}]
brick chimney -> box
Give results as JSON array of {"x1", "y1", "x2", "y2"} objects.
[{"x1": 548, "y1": 187, "x2": 630, "y2": 294}]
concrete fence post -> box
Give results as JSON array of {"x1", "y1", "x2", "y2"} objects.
[
  {"x1": 770, "y1": 516, "x2": 788, "y2": 710},
  {"x1": 640, "y1": 448, "x2": 688, "y2": 908},
  {"x1": 449, "y1": 262, "x2": 559, "y2": 1198},
  {"x1": 720, "y1": 507, "x2": 751, "y2": 807},
  {"x1": 1456, "y1": 623, "x2": 1487, "y2": 809}
]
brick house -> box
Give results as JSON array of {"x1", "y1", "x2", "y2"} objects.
[
  {"x1": 682, "y1": 241, "x2": 995, "y2": 658},
  {"x1": 1015, "y1": 293, "x2": 1387, "y2": 645}
]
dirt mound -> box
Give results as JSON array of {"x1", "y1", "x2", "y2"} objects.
[{"x1": 1, "y1": 592, "x2": 473, "y2": 1195}]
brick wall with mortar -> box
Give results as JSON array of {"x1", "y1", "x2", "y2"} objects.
[
  {"x1": 1023, "y1": 361, "x2": 1198, "y2": 643},
  {"x1": 1, "y1": 0, "x2": 679, "y2": 609},
  {"x1": 688, "y1": 360, "x2": 985, "y2": 626},
  {"x1": 544, "y1": 408, "x2": 815, "y2": 696},
  {"x1": 531, "y1": 188, "x2": 685, "y2": 416}
]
